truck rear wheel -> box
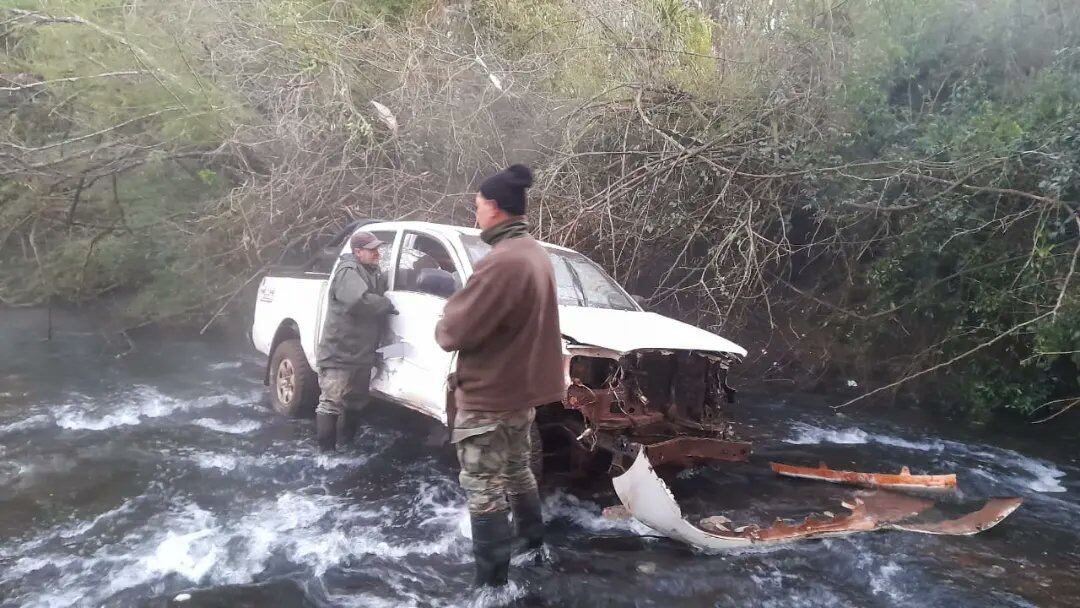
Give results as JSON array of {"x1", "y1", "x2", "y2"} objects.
[{"x1": 270, "y1": 339, "x2": 318, "y2": 417}]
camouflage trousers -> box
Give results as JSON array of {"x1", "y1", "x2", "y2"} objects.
[
  {"x1": 315, "y1": 366, "x2": 372, "y2": 416},
  {"x1": 452, "y1": 408, "x2": 537, "y2": 515}
]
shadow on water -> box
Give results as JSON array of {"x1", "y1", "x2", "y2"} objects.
[{"x1": 0, "y1": 307, "x2": 1077, "y2": 607}]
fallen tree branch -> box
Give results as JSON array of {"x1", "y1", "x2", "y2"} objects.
[{"x1": 1031, "y1": 398, "x2": 1079, "y2": 424}]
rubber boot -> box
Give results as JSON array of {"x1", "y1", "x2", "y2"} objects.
[
  {"x1": 315, "y1": 413, "x2": 338, "y2": 452},
  {"x1": 470, "y1": 510, "x2": 513, "y2": 588},
  {"x1": 338, "y1": 409, "x2": 360, "y2": 445},
  {"x1": 509, "y1": 491, "x2": 545, "y2": 551}
]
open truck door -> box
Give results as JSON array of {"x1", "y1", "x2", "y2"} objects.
[{"x1": 371, "y1": 230, "x2": 463, "y2": 424}]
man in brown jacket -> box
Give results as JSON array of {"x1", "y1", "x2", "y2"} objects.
[{"x1": 435, "y1": 164, "x2": 566, "y2": 588}]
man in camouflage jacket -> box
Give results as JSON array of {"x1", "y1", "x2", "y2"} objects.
[{"x1": 315, "y1": 230, "x2": 395, "y2": 452}]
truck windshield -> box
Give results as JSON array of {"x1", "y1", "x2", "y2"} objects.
[{"x1": 460, "y1": 235, "x2": 638, "y2": 311}]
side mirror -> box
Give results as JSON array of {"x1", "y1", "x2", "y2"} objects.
[
  {"x1": 631, "y1": 294, "x2": 647, "y2": 309},
  {"x1": 416, "y1": 268, "x2": 457, "y2": 298}
]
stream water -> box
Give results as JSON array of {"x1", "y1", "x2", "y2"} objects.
[{"x1": 1, "y1": 309, "x2": 1077, "y2": 607}]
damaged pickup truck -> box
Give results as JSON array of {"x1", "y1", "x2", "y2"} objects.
[{"x1": 252, "y1": 220, "x2": 1021, "y2": 550}]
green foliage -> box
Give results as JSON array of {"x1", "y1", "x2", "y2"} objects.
[{"x1": 813, "y1": 0, "x2": 1080, "y2": 419}]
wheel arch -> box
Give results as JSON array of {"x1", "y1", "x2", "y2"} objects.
[{"x1": 264, "y1": 319, "x2": 302, "y2": 385}]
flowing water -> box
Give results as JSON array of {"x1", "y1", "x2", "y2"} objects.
[{"x1": 1, "y1": 309, "x2": 1077, "y2": 607}]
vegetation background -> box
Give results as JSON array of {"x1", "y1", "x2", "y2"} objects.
[{"x1": 2, "y1": 0, "x2": 1078, "y2": 424}]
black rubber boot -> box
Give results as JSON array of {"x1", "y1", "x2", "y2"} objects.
[
  {"x1": 509, "y1": 491, "x2": 545, "y2": 551},
  {"x1": 470, "y1": 510, "x2": 513, "y2": 588},
  {"x1": 315, "y1": 413, "x2": 338, "y2": 452},
  {"x1": 337, "y1": 410, "x2": 360, "y2": 445}
]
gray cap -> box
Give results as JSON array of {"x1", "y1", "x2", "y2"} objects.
[{"x1": 350, "y1": 231, "x2": 384, "y2": 250}]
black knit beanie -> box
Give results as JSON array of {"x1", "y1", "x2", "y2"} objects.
[{"x1": 478, "y1": 164, "x2": 533, "y2": 215}]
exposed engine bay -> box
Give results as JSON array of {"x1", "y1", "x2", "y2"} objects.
[{"x1": 547, "y1": 347, "x2": 750, "y2": 469}]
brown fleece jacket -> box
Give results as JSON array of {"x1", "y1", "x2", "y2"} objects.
[{"x1": 434, "y1": 223, "x2": 566, "y2": 411}]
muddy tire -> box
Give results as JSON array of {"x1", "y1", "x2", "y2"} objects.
[
  {"x1": 529, "y1": 420, "x2": 544, "y2": 484},
  {"x1": 269, "y1": 339, "x2": 318, "y2": 418}
]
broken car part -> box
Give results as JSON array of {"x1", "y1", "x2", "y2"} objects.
[
  {"x1": 770, "y1": 461, "x2": 958, "y2": 491},
  {"x1": 561, "y1": 347, "x2": 746, "y2": 466},
  {"x1": 644, "y1": 437, "x2": 751, "y2": 467},
  {"x1": 611, "y1": 447, "x2": 1022, "y2": 551}
]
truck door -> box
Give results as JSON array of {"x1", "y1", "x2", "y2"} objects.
[{"x1": 373, "y1": 230, "x2": 463, "y2": 424}]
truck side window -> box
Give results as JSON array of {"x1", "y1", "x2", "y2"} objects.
[{"x1": 395, "y1": 233, "x2": 461, "y2": 298}]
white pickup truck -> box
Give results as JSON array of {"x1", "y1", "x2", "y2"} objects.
[
  {"x1": 253, "y1": 219, "x2": 749, "y2": 462},
  {"x1": 251, "y1": 220, "x2": 1023, "y2": 551}
]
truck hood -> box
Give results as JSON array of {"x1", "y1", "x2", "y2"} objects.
[{"x1": 558, "y1": 307, "x2": 747, "y2": 357}]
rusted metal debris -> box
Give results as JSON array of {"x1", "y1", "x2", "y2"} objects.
[
  {"x1": 565, "y1": 383, "x2": 665, "y2": 429},
  {"x1": 696, "y1": 491, "x2": 930, "y2": 541},
  {"x1": 611, "y1": 447, "x2": 1022, "y2": 550},
  {"x1": 770, "y1": 461, "x2": 958, "y2": 491},
  {"x1": 891, "y1": 498, "x2": 1024, "y2": 536},
  {"x1": 644, "y1": 437, "x2": 751, "y2": 467}
]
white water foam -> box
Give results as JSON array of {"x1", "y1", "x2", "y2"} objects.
[
  {"x1": 872, "y1": 433, "x2": 946, "y2": 452},
  {"x1": 55, "y1": 409, "x2": 142, "y2": 431},
  {"x1": 190, "y1": 388, "x2": 265, "y2": 409},
  {"x1": 788, "y1": 422, "x2": 955, "y2": 453},
  {"x1": 58, "y1": 498, "x2": 140, "y2": 540},
  {"x1": 51, "y1": 385, "x2": 263, "y2": 432},
  {"x1": 785, "y1": 423, "x2": 870, "y2": 445},
  {"x1": 973, "y1": 450, "x2": 1068, "y2": 493},
  {"x1": 459, "y1": 581, "x2": 528, "y2": 608},
  {"x1": 180, "y1": 447, "x2": 374, "y2": 476},
  {"x1": 337, "y1": 580, "x2": 527, "y2": 608},
  {"x1": 192, "y1": 418, "x2": 262, "y2": 435},
  {"x1": 786, "y1": 423, "x2": 1068, "y2": 493},
  {"x1": 3, "y1": 487, "x2": 469, "y2": 608},
  {"x1": 0, "y1": 413, "x2": 51, "y2": 435},
  {"x1": 55, "y1": 386, "x2": 185, "y2": 430},
  {"x1": 314, "y1": 452, "x2": 374, "y2": 470},
  {"x1": 208, "y1": 361, "x2": 243, "y2": 370},
  {"x1": 409, "y1": 479, "x2": 468, "y2": 542},
  {"x1": 189, "y1": 452, "x2": 242, "y2": 472},
  {"x1": 869, "y1": 561, "x2": 905, "y2": 601},
  {"x1": 543, "y1": 491, "x2": 654, "y2": 536}
]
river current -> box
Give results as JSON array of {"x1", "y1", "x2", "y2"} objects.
[{"x1": 1, "y1": 309, "x2": 1076, "y2": 607}]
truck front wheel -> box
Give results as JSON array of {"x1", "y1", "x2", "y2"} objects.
[{"x1": 269, "y1": 339, "x2": 318, "y2": 417}]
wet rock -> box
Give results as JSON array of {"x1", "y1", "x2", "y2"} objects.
[{"x1": 637, "y1": 561, "x2": 657, "y2": 575}]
